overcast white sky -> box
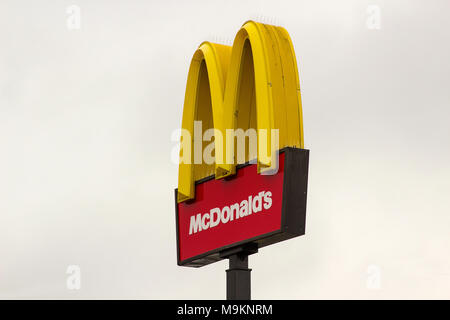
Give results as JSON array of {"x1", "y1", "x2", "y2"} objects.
[{"x1": 1, "y1": 0, "x2": 449, "y2": 299}]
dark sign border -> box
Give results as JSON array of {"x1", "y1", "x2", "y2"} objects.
[{"x1": 175, "y1": 147, "x2": 309, "y2": 267}]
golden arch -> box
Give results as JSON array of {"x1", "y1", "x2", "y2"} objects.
[{"x1": 177, "y1": 21, "x2": 304, "y2": 203}]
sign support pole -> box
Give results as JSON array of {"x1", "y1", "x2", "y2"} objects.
[
  {"x1": 226, "y1": 253, "x2": 251, "y2": 300},
  {"x1": 220, "y1": 244, "x2": 258, "y2": 300}
]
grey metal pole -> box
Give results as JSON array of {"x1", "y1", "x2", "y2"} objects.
[
  {"x1": 226, "y1": 253, "x2": 251, "y2": 300},
  {"x1": 220, "y1": 243, "x2": 258, "y2": 300}
]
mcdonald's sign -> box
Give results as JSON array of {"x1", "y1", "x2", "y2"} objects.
[{"x1": 175, "y1": 21, "x2": 309, "y2": 267}]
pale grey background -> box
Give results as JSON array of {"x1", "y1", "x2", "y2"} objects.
[{"x1": 1, "y1": 0, "x2": 449, "y2": 299}]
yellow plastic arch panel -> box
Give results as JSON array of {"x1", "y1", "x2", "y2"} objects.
[{"x1": 177, "y1": 20, "x2": 304, "y2": 203}]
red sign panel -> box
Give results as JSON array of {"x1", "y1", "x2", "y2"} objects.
[{"x1": 175, "y1": 148, "x2": 309, "y2": 267}]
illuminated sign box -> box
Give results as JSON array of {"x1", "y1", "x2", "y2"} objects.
[{"x1": 175, "y1": 147, "x2": 309, "y2": 267}]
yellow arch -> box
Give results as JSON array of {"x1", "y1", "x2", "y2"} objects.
[{"x1": 177, "y1": 21, "x2": 304, "y2": 203}]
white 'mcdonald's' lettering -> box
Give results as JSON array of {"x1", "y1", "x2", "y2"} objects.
[{"x1": 188, "y1": 190, "x2": 273, "y2": 235}]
